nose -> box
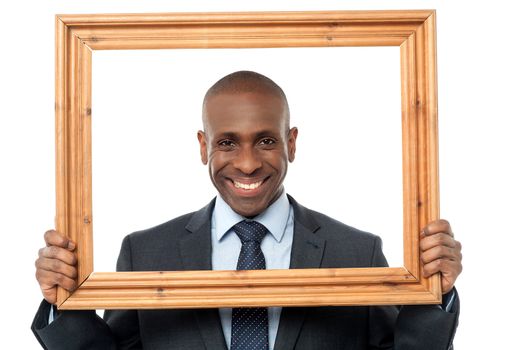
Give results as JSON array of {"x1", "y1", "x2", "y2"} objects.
[{"x1": 232, "y1": 146, "x2": 262, "y2": 175}]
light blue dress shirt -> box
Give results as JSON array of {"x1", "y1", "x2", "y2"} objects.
[{"x1": 211, "y1": 191, "x2": 294, "y2": 350}]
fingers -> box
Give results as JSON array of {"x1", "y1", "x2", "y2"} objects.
[
  {"x1": 422, "y1": 257, "x2": 463, "y2": 294},
  {"x1": 422, "y1": 257, "x2": 462, "y2": 277},
  {"x1": 35, "y1": 268, "x2": 77, "y2": 292},
  {"x1": 421, "y1": 244, "x2": 461, "y2": 265},
  {"x1": 40, "y1": 287, "x2": 57, "y2": 305},
  {"x1": 36, "y1": 230, "x2": 78, "y2": 304},
  {"x1": 38, "y1": 245, "x2": 77, "y2": 266},
  {"x1": 420, "y1": 219, "x2": 463, "y2": 294},
  {"x1": 421, "y1": 219, "x2": 453, "y2": 238},
  {"x1": 35, "y1": 257, "x2": 78, "y2": 279},
  {"x1": 420, "y1": 232, "x2": 457, "y2": 251},
  {"x1": 420, "y1": 219, "x2": 461, "y2": 263},
  {"x1": 44, "y1": 229, "x2": 76, "y2": 250}
]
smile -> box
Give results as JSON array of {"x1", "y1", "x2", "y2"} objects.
[{"x1": 233, "y1": 180, "x2": 264, "y2": 190}]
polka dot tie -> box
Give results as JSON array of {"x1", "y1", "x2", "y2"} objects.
[{"x1": 231, "y1": 220, "x2": 269, "y2": 350}]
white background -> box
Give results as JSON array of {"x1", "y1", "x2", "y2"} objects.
[
  {"x1": 1, "y1": 1, "x2": 525, "y2": 349},
  {"x1": 92, "y1": 46, "x2": 403, "y2": 271}
]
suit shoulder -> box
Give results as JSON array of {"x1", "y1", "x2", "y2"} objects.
[
  {"x1": 126, "y1": 211, "x2": 195, "y2": 241},
  {"x1": 302, "y1": 206, "x2": 381, "y2": 243},
  {"x1": 300, "y1": 206, "x2": 386, "y2": 268},
  {"x1": 124, "y1": 199, "x2": 214, "y2": 246},
  {"x1": 288, "y1": 195, "x2": 380, "y2": 244}
]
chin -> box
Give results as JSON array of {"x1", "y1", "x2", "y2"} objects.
[
  {"x1": 232, "y1": 204, "x2": 265, "y2": 218},
  {"x1": 223, "y1": 196, "x2": 266, "y2": 217}
]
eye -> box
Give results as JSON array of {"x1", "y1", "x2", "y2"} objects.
[
  {"x1": 259, "y1": 138, "x2": 276, "y2": 146},
  {"x1": 218, "y1": 139, "x2": 236, "y2": 148}
]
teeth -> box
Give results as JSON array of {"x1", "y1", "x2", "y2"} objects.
[{"x1": 234, "y1": 180, "x2": 263, "y2": 190}]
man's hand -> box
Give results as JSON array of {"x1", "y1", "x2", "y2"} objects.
[
  {"x1": 35, "y1": 230, "x2": 78, "y2": 304},
  {"x1": 420, "y1": 219, "x2": 463, "y2": 294}
]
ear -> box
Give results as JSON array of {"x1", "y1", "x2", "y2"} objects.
[
  {"x1": 287, "y1": 127, "x2": 298, "y2": 162},
  {"x1": 197, "y1": 130, "x2": 208, "y2": 165}
]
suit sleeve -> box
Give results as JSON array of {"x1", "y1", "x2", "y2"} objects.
[
  {"x1": 31, "y1": 300, "x2": 116, "y2": 350},
  {"x1": 103, "y1": 235, "x2": 142, "y2": 349},
  {"x1": 30, "y1": 235, "x2": 141, "y2": 350},
  {"x1": 367, "y1": 236, "x2": 398, "y2": 349},
  {"x1": 367, "y1": 236, "x2": 460, "y2": 350},
  {"x1": 394, "y1": 295, "x2": 459, "y2": 350}
]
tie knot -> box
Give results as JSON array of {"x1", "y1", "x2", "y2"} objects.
[{"x1": 233, "y1": 220, "x2": 268, "y2": 244}]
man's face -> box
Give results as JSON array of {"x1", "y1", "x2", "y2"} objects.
[{"x1": 198, "y1": 91, "x2": 297, "y2": 217}]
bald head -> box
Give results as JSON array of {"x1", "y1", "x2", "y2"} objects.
[{"x1": 202, "y1": 71, "x2": 290, "y2": 130}]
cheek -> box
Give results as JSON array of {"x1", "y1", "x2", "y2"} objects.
[
  {"x1": 265, "y1": 153, "x2": 288, "y2": 176},
  {"x1": 208, "y1": 152, "x2": 228, "y2": 175}
]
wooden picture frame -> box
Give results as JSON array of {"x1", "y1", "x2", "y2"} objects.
[{"x1": 55, "y1": 10, "x2": 441, "y2": 310}]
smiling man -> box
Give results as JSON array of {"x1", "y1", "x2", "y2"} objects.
[{"x1": 32, "y1": 71, "x2": 462, "y2": 350}]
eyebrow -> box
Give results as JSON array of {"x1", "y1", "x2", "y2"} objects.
[
  {"x1": 214, "y1": 130, "x2": 280, "y2": 140},
  {"x1": 215, "y1": 132, "x2": 238, "y2": 140},
  {"x1": 254, "y1": 130, "x2": 280, "y2": 139}
]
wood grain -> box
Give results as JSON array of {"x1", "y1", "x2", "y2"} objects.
[{"x1": 55, "y1": 10, "x2": 441, "y2": 310}]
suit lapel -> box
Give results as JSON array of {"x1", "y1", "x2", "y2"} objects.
[
  {"x1": 178, "y1": 196, "x2": 326, "y2": 350},
  {"x1": 180, "y1": 200, "x2": 214, "y2": 271},
  {"x1": 179, "y1": 199, "x2": 228, "y2": 350},
  {"x1": 274, "y1": 196, "x2": 326, "y2": 350}
]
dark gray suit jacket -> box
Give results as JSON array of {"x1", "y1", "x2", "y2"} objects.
[{"x1": 32, "y1": 196, "x2": 459, "y2": 349}]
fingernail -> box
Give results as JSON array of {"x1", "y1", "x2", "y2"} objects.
[{"x1": 68, "y1": 241, "x2": 76, "y2": 250}]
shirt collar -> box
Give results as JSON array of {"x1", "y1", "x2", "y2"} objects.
[{"x1": 213, "y1": 191, "x2": 290, "y2": 243}]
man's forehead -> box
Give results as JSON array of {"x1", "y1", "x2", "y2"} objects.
[
  {"x1": 204, "y1": 114, "x2": 287, "y2": 136},
  {"x1": 204, "y1": 90, "x2": 285, "y2": 108},
  {"x1": 203, "y1": 92, "x2": 286, "y2": 121}
]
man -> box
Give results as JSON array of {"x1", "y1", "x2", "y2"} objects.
[{"x1": 33, "y1": 71, "x2": 462, "y2": 349}]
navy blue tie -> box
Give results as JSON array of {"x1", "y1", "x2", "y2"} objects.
[{"x1": 231, "y1": 220, "x2": 269, "y2": 350}]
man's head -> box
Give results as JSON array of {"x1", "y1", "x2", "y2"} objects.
[{"x1": 198, "y1": 71, "x2": 298, "y2": 217}]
